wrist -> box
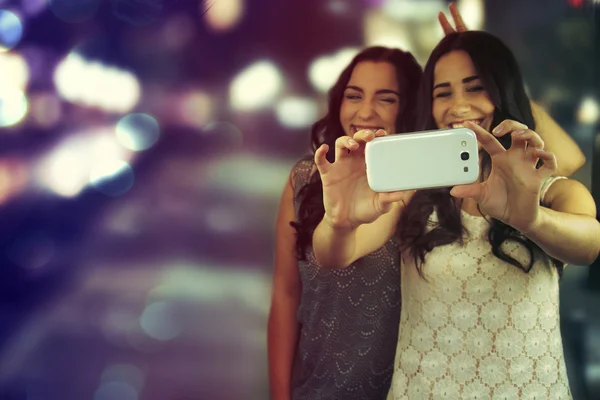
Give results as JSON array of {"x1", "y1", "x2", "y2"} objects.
[
  {"x1": 518, "y1": 208, "x2": 547, "y2": 238},
  {"x1": 322, "y1": 212, "x2": 358, "y2": 232}
]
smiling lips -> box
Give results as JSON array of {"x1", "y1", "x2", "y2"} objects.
[
  {"x1": 351, "y1": 125, "x2": 384, "y2": 134},
  {"x1": 352, "y1": 121, "x2": 483, "y2": 132}
]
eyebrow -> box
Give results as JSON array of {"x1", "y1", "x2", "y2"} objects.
[
  {"x1": 432, "y1": 75, "x2": 480, "y2": 90},
  {"x1": 345, "y1": 85, "x2": 400, "y2": 97}
]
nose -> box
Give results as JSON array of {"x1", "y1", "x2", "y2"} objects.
[
  {"x1": 449, "y1": 93, "x2": 471, "y2": 117},
  {"x1": 357, "y1": 100, "x2": 376, "y2": 120}
]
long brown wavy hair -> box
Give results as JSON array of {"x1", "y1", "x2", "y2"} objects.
[
  {"x1": 397, "y1": 31, "x2": 563, "y2": 277},
  {"x1": 292, "y1": 46, "x2": 423, "y2": 260}
]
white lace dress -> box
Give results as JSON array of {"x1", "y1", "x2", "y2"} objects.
[{"x1": 388, "y1": 178, "x2": 572, "y2": 400}]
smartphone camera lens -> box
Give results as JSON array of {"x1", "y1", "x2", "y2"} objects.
[{"x1": 460, "y1": 151, "x2": 470, "y2": 161}]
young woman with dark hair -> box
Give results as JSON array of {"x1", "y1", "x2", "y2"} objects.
[
  {"x1": 268, "y1": 45, "x2": 423, "y2": 400},
  {"x1": 312, "y1": 31, "x2": 600, "y2": 399}
]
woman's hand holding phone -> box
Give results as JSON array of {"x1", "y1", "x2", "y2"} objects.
[
  {"x1": 314, "y1": 129, "x2": 414, "y2": 230},
  {"x1": 450, "y1": 120, "x2": 558, "y2": 233}
]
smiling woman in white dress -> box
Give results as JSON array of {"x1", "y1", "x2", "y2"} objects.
[{"x1": 310, "y1": 30, "x2": 600, "y2": 400}]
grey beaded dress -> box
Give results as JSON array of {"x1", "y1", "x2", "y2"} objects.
[{"x1": 289, "y1": 159, "x2": 402, "y2": 400}]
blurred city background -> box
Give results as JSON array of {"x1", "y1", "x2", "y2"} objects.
[{"x1": 0, "y1": 0, "x2": 598, "y2": 399}]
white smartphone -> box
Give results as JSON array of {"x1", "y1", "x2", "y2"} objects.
[{"x1": 365, "y1": 128, "x2": 480, "y2": 192}]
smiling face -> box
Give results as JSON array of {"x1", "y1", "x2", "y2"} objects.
[
  {"x1": 432, "y1": 50, "x2": 495, "y2": 132},
  {"x1": 339, "y1": 61, "x2": 400, "y2": 136}
]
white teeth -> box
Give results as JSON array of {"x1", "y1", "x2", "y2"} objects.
[{"x1": 353, "y1": 126, "x2": 382, "y2": 133}]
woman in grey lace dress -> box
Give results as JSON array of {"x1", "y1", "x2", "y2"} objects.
[{"x1": 267, "y1": 45, "x2": 423, "y2": 400}]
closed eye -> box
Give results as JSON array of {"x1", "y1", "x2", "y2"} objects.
[
  {"x1": 380, "y1": 97, "x2": 397, "y2": 104},
  {"x1": 434, "y1": 91, "x2": 451, "y2": 99},
  {"x1": 467, "y1": 85, "x2": 485, "y2": 93},
  {"x1": 345, "y1": 94, "x2": 361, "y2": 100}
]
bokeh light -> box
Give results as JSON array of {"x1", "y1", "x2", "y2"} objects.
[
  {"x1": 577, "y1": 96, "x2": 600, "y2": 125},
  {"x1": 364, "y1": 9, "x2": 415, "y2": 52},
  {"x1": 139, "y1": 301, "x2": 183, "y2": 341},
  {"x1": 308, "y1": 48, "x2": 360, "y2": 93},
  {"x1": 99, "y1": 305, "x2": 136, "y2": 339},
  {"x1": 0, "y1": 158, "x2": 28, "y2": 204},
  {"x1": 53, "y1": 52, "x2": 85, "y2": 100},
  {"x1": 38, "y1": 144, "x2": 88, "y2": 197},
  {"x1": 0, "y1": 163, "x2": 12, "y2": 203},
  {"x1": 203, "y1": 154, "x2": 291, "y2": 197},
  {"x1": 0, "y1": 52, "x2": 29, "y2": 90},
  {"x1": 381, "y1": 0, "x2": 444, "y2": 21},
  {"x1": 22, "y1": 0, "x2": 48, "y2": 17},
  {"x1": 179, "y1": 90, "x2": 213, "y2": 128},
  {"x1": 49, "y1": 0, "x2": 100, "y2": 23},
  {"x1": 205, "y1": 205, "x2": 248, "y2": 233},
  {"x1": 457, "y1": 0, "x2": 485, "y2": 31},
  {"x1": 90, "y1": 160, "x2": 135, "y2": 197},
  {"x1": 364, "y1": 22, "x2": 413, "y2": 51},
  {"x1": 328, "y1": 0, "x2": 352, "y2": 14},
  {"x1": 54, "y1": 52, "x2": 141, "y2": 113},
  {"x1": 148, "y1": 264, "x2": 271, "y2": 313},
  {"x1": 29, "y1": 93, "x2": 62, "y2": 128},
  {"x1": 275, "y1": 96, "x2": 319, "y2": 129},
  {"x1": 94, "y1": 381, "x2": 138, "y2": 400},
  {"x1": 37, "y1": 128, "x2": 134, "y2": 198},
  {"x1": 0, "y1": 10, "x2": 23, "y2": 52},
  {"x1": 115, "y1": 113, "x2": 161, "y2": 151},
  {"x1": 203, "y1": 0, "x2": 245, "y2": 33},
  {"x1": 229, "y1": 60, "x2": 283, "y2": 111},
  {"x1": 0, "y1": 86, "x2": 28, "y2": 128}
]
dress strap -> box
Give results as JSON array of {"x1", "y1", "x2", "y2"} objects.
[{"x1": 540, "y1": 176, "x2": 567, "y2": 206}]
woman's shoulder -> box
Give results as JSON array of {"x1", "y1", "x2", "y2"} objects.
[{"x1": 541, "y1": 176, "x2": 596, "y2": 216}]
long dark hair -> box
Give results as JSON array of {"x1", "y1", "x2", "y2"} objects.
[
  {"x1": 398, "y1": 31, "x2": 563, "y2": 276},
  {"x1": 292, "y1": 46, "x2": 423, "y2": 259}
]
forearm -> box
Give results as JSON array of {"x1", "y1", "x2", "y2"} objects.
[
  {"x1": 523, "y1": 207, "x2": 600, "y2": 265},
  {"x1": 312, "y1": 218, "x2": 358, "y2": 269},
  {"x1": 267, "y1": 296, "x2": 300, "y2": 400}
]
